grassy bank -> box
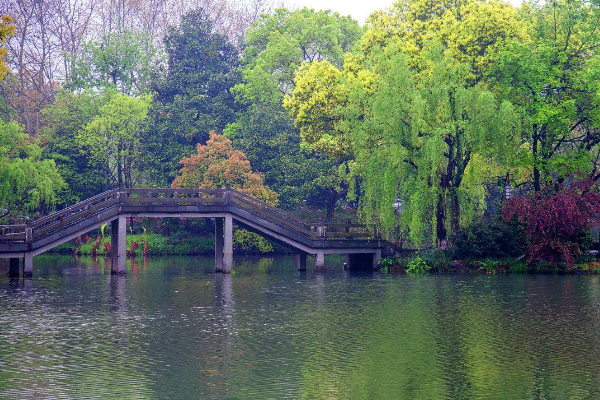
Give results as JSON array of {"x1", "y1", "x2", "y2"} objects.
[
  {"x1": 52, "y1": 233, "x2": 214, "y2": 256},
  {"x1": 378, "y1": 252, "x2": 600, "y2": 275}
]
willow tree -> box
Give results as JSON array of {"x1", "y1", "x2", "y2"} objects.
[
  {"x1": 351, "y1": 46, "x2": 519, "y2": 247},
  {"x1": 0, "y1": 119, "x2": 65, "y2": 220}
]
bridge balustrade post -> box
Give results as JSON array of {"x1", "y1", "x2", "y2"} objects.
[
  {"x1": 317, "y1": 226, "x2": 326, "y2": 239},
  {"x1": 223, "y1": 214, "x2": 233, "y2": 274},
  {"x1": 224, "y1": 185, "x2": 232, "y2": 205},
  {"x1": 111, "y1": 215, "x2": 127, "y2": 275},
  {"x1": 215, "y1": 217, "x2": 224, "y2": 272}
]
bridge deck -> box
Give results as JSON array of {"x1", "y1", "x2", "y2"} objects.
[{"x1": 0, "y1": 188, "x2": 390, "y2": 274}]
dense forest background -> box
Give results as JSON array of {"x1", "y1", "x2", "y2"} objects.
[{"x1": 2, "y1": 0, "x2": 600, "y2": 264}]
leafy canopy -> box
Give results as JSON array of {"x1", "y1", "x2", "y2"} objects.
[
  {"x1": 490, "y1": 0, "x2": 600, "y2": 191},
  {"x1": 172, "y1": 131, "x2": 278, "y2": 206},
  {"x1": 361, "y1": 0, "x2": 528, "y2": 81},
  {"x1": 144, "y1": 9, "x2": 241, "y2": 185},
  {"x1": 42, "y1": 89, "x2": 116, "y2": 205},
  {"x1": 68, "y1": 30, "x2": 159, "y2": 95},
  {"x1": 346, "y1": 45, "x2": 519, "y2": 246},
  {"x1": 0, "y1": 119, "x2": 65, "y2": 220},
  {"x1": 234, "y1": 7, "x2": 361, "y2": 105},
  {"x1": 78, "y1": 93, "x2": 150, "y2": 188}
]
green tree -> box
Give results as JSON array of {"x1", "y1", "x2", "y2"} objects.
[
  {"x1": 42, "y1": 90, "x2": 115, "y2": 205},
  {"x1": 361, "y1": 0, "x2": 527, "y2": 81},
  {"x1": 144, "y1": 9, "x2": 241, "y2": 186},
  {"x1": 0, "y1": 119, "x2": 65, "y2": 220},
  {"x1": 231, "y1": 8, "x2": 361, "y2": 215},
  {"x1": 68, "y1": 30, "x2": 159, "y2": 95},
  {"x1": 348, "y1": 46, "x2": 518, "y2": 247},
  {"x1": 78, "y1": 93, "x2": 150, "y2": 188},
  {"x1": 234, "y1": 8, "x2": 361, "y2": 103},
  {"x1": 490, "y1": 0, "x2": 600, "y2": 191}
]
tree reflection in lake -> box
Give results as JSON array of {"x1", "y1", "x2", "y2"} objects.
[{"x1": 0, "y1": 255, "x2": 599, "y2": 399}]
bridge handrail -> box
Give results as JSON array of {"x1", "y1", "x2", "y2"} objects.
[
  {"x1": 30, "y1": 189, "x2": 120, "y2": 240},
  {"x1": 228, "y1": 190, "x2": 311, "y2": 226},
  {"x1": 31, "y1": 189, "x2": 119, "y2": 227},
  {"x1": 228, "y1": 190, "x2": 316, "y2": 237}
]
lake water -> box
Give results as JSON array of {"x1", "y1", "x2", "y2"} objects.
[{"x1": 1, "y1": 255, "x2": 600, "y2": 399}]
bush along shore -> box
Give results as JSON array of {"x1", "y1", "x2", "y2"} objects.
[{"x1": 377, "y1": 252, "x2": 600, "y2": 275}]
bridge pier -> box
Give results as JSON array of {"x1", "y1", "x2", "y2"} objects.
[
  {"x1": 215, "y1": 218, "x2": 224, "y2": 272},
  {"x1": 223, "y1": 214, "x2": 233, "y2": 274},
  {"x1": 296, "y1": 253, "x2": 307, "y2": 271},
  {"x1": 373, "y1": 249, "x2": 382, "y2": 270},
  {"x1": 111, "y1": 215, "x2": 127, "y2": 275},
  {"x1": 315, "y1": 251, "x2": 325, "y2": 272},
  {"x1": 23, "y1": 254, "x2": 33, "y2": 277},
  {"x1": 8, "y1": 258, "x2": 19, "y2": 277}
]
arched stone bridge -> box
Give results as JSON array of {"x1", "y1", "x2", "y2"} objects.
[{"x1": 0, "y1": 188, "x2": 393, "y2": 277}]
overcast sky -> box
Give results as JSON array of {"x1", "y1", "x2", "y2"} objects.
[{"x1": 292, "y1": 0, "x2": 523, "y2": 24}]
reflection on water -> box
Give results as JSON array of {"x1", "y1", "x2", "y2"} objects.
[{"x1": 1, "y1": 255, "x2": 600, "y2": 399}]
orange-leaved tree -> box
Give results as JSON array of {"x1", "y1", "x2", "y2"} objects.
[
  {"x1": 172, "y1": 131, "x2": 278, "y2": 253},
  {"x1": 172, "y1": 131, "x2": 278, "y2": 205}
]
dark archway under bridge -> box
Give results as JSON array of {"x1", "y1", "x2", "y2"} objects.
[{"x1": 0, "y1": 188, "x2": 397, "y2": 276}]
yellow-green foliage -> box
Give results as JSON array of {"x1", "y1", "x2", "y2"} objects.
[
  {"x1": 0, "y1": 15, "x2": 15, "y2": 82},
  {"x1": 284, "y1": 61, "x2": 350, "y2": 158},
  {"x1": 361, "y1": 0, "x2": 528, "y2": 80},
  {"x1": 0, "y1": 120, "x2": 65, "y2": 220},
  {"x1": 233, "y1": 229, "x2": 274, "y2": 253}
]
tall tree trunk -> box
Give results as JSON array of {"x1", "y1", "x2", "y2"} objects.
[
  {"x1": 325, "y1": 188, "x2": 337, "y2": 220},
  {"x1": 436, "y1": 190, "x2": 447, "y2": 250},
  {"x1": 533, "y1": 126, "x2": 540, "y2": 192},
  {"x1": 450, "y1": 188, "x2": 460, "y2": 234},
  {"x1": 117, "y1": 151, "x2": 123, "y2": 188}
]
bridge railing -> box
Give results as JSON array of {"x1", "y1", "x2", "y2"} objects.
[
  {"x1": 30, "y1": 189, "x2": 121, "y2": 240},
  {"x1": 228, "y1": 190, "x2": 316, "y2": 237},
  {"x1": 0, "y1": 224, "x2": 27, "y2": 242},
  {"x1": 124, "y1": 188, "x2": 227, "y2": 205},
  {"x1": 312, "y1": 223, "x2": 377, "y2": 240}
]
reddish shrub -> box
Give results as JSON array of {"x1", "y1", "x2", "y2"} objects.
[{"x1": 503, "y1": 180, "x2": 600, "y2": 268}]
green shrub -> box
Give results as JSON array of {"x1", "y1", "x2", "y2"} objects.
[
  {"x1": 419, "y1": 250, "x2": 452, "y2": 270},
  {"x1": 378, "y1": 257, "x2": 396, "y2": 273},
  {"x1": 233, "y1": 229, "x2": 273, "y2": 253},
  {"x1": 452, "y1": 218, "x2": 526, "y2": 259},
  {"x1": 407, "y1": 257, "x2": 430, "y2": 273},
  {"x1": 478, "y1": 259, "x2": 499, "y2": 274},
  {"x1": 508, "y1": 261, "x2": 529, "y2": 273}
]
